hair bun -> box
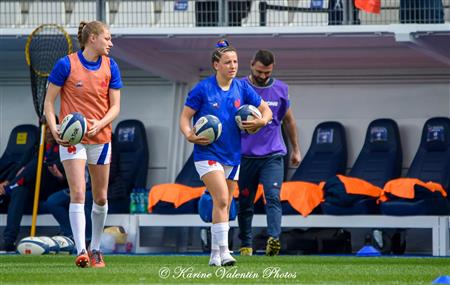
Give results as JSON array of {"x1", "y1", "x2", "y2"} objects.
[{"x1": 216, "y1": 39, "x2": 229, "y2": 48}]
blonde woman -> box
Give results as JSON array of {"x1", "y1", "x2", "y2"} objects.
[{"x1": 44, "y1": 20, "x2": 122, "y2": 268}]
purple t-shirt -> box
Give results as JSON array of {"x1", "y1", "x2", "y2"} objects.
[{"x1": 241, "y1": 77, "x2": 290, "y2": 157}]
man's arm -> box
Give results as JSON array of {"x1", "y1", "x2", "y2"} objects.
[{"x1": 283, "y1": 108, "x2": 301, "y2": 166}]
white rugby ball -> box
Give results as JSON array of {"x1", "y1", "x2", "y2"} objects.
[
  {"x1": 16, "y1": 236, "x2": 49, "y2": 255},
  {"x1": 60, "y1": 112, "x2": 87, "y2": 145},
  {"x1": 194, "y1": 115, "x2": 222, "y2": 144},
  {"x1": 52, "y1": 235, "x2": 75, "y2": 255},
  {"x1": 38, "y1": 236, "x2": 60, "y2": 254},
  {"x1": 235, "y1": 104, "x2": 262, "y2": 134}
]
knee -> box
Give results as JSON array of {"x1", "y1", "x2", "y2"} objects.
[
  {"x1": 265, "y1": 194, "x2": 281, "y2": 206},
  {"x1": 94, "y1": 198, "x2": 107, "y2": 206},
  {"x1": 213, "y1": 198, "x2": 228, "y2": 211},
  {"x1": 45, "y1": 196, "x2": 57, "y2": 208},
  {"x1": 70, "y1": 188, "x2": 86, "y2": 203}
]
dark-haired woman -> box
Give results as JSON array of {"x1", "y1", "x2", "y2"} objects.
[{"x1": 179, "y1": 40, "x2": 272, "y2": 266}]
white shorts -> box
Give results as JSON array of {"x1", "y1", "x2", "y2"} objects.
[
  {"x1": 59, "y1": 142, "x2": 112, "y2": 165},
  {"x1": 194, "y1": 160, "x2": 240, "y2": 181}
]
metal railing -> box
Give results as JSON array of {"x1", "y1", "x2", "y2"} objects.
[{"x1": 0, "y1": 0, "x2": 448, "y2": 28}]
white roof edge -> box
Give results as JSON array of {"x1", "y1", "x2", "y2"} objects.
[{"x1": 1, "y1": 24, "x2": 449, "y2": 37}]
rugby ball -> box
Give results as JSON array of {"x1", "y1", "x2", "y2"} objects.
[
  {"x1": 60, "y1": 112, "x2": 87, "y2": 145},
  {"x1": 16, "y1": 236, "x2": 49, "y2": 255},
  {"x1": 104, "y1": 226, "x2": 127, "y2": 245},
  {"x1": 235, "y1": 104, "x2": 262, "y2": 134},
  {"x1": 38, "y1": 236, "x2": 60, "y2": 254},
  {"x1": 194, "y1": 115, "x2": 222, "y2": 144},
  {"x1": 52, "y1": 235, "x2": 75, "y2": 255}
]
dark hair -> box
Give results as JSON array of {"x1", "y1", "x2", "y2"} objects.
[
  {"x1": 253, "y1": 50, "x2": 275, "y2": 66},
  {"x1": 211, "y1": 39, "x2": 237, "y2": 66},
  {"x1": 77, "y1": 21, "x2": 108, "y2": 51}
]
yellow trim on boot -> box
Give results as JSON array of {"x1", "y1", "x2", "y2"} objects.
[{"x1": 239, "y1": 247, "x2": 253, "y2": 256}]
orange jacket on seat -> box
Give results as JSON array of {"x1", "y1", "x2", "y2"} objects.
[
  {"x1": 379, "y1": 178, "x2": 447, "y2": 202},
  {"x1": 147, "y1": 184, "x2": 206, "y2": 213},
  {"x1": 323, "y1": 175, "x2": 383, "y2": 208},
  {"x1": 336, "y1": 175, "x2": 383, "y2": 197},
  {"x1": 280, "y1": 181, "x2": 325, "y2": 217}
]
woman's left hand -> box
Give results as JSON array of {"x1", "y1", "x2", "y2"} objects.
[
  {"x1": 87, "y1": 119, "x2": 103, "y2": 137},
  {"x1": 241, "y1": 117, "x2": 267, "y2": 133}
]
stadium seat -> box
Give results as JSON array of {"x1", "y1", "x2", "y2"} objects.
[
  {"x1": 291, "y1": 121, "x2": 347, "y2": 183},
  {"x1": 174, "y1": 152, "x2": 203, "y2": 187},
  {"x1": 149, "y1": 152, "x2": 205, "y2": 214},
  {"x1": 381, "y1": 117, "x2": 450, "y2": 215},
  {"x1": 322, "y1": 118, "x2": 402, "y2": 215},
  {"x1": 281, "y1": 121, "x2": 348, "y2": 215},
  {"x1": 109, "y1": 120, "x2": 149, "y2": 213},
  {"x1": 0, "y1": 124, "x2": 38, "y2": 182}
]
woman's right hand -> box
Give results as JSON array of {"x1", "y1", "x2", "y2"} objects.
[
  {"x1": 186, "y1": 131, "x2": 211, "y2": 146},
  {"x1": 51, "y1": 128, "x2": 71, "y2": 147}
]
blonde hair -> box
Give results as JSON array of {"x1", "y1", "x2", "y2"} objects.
[{"x1": 77, "y1": 21, "x2": 108, "y2": 50}]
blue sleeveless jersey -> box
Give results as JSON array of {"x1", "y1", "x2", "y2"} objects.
[{"x1": 185, "y1": 75, "x2": 261, "y2": 166}]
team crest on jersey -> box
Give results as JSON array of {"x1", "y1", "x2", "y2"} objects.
[
  {"x1": 68, "y1": 146, "x2": 77, "y2": 154},
  {"x1": 75, "y1": 81, "x2": 83, "y2": 88},
  {"x1": 234, "y1": 99, "x2": 241, "y2": 108},
  {"x1": 212, "y1": 102, "x2": 219, "y2": 109},
  {"x1": 101, "y1": 80, "x2": 108, "y2": 88}
]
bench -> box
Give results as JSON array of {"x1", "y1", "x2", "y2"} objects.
[{"x1": 1, "y1": 214, "x2": 448, "y2": 256}]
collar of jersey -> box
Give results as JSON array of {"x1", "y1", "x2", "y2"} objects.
[{"x1": 77, "y1": 50, "x2": 102, "y2": 71}]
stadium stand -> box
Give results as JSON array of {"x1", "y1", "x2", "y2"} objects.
[
  {"x1": 0, "y1": 1, "x2": 20, "y2": 27},
  {"x1": 322, "y1": 118, "x2": 402, "y2": 215}
]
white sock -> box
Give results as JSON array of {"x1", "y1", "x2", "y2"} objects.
[
  {"x1": 90, "y1": 201, "x2": 108, "y2": 251},
  {"x1": 69, "y1": 203, "x2": 86, "y2": 255},
  {"x1": 210, "y1": 226, "x2": 219, "y2": 257},
  {"x1": 211, "y1": 222, "x2": 229, "y2": 255}
]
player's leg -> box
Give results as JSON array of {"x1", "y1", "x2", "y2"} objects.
[
  {"x1": 3, "y1": 186, "x2": 31, "y2": 251},
  {"x1": 237, "y1": 157, "x2": 259, "y2": 256},
  {"x1": 63, "y1": 158, "x2": 88, "y2": 266},
  {"x1": 260, "y1": 155, "x2": 283, "y2": 256},
  {"x1": 201, "y1": 169, "x2": 229, "y2": 266},
  {"x1": 86, "y1": 143, "x2": 111, "y2": 268},
  {"x1": 219, "y1": 177, "x2": 240, "y2": 265},
  {"x1": 87, "y1": 163, "x2": 109, "y2": 268}
]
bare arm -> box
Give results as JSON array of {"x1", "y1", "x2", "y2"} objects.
[
  {"x1": 87, "y1": 88, "x2": 120, "y2": 137},
  {"x1": 44, "y1": 83, "x2": 69, "y2": 146},
  {"x1": 179, "y1": 106, "x2": 211, "y2": 145},
  {"x1": 283, "y1": 108, "x2": 301, "y2": 166}
]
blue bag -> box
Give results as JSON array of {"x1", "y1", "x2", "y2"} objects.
[{"x1": 198, "y1": 190, "x2": 237, "y2": 223}]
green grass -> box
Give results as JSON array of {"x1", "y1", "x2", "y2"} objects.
[{"x1": 0, "y1": 255, "x2": 450, "y2": 284}]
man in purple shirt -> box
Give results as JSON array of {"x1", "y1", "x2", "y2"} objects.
[{"x1": 238, "y1": 50, "x2": 301, "y2": 256}]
